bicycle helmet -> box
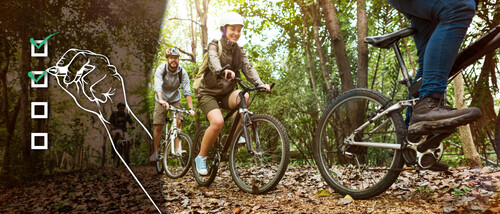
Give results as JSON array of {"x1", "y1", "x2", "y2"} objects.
[
  {"x1": 117, "y1": 102, "x2": 125, "y2": 108},
  {"x1": 165, "y1": 47, "x2": 180, "y2": 58},
  {"x1": 219, "y1": 12, "x2": 244, "y2": 27}
]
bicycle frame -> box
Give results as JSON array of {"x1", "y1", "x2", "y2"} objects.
[{"x1": 164, "y1": 106, "x2": 188, "y2": 155}]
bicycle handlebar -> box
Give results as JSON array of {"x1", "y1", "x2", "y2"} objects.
[{"x1": 168, "y1": 105, "x2": 191, "y2": 115}]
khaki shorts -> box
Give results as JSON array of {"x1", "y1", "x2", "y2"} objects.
[
  {"x1": 198, "y1": 93, "x2": 233, "y2": 116},
  {"x1": 111, "y1": 129, "x2": 130, "y2": 141},
  {"x1": 153, "y1": 101, "x2": 183, "y2": 125}
]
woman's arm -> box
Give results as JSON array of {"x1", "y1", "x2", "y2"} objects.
[{"x1": 240, "y1": 48, "x2": 264, "y2": 86}]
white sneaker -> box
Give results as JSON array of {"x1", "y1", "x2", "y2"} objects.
[
  {"x1": 238, "y1": 136, "x2": 246, "y2": 145},
  {"x1": 175, "y1": 148, "x2": 186, "y2": 156}
]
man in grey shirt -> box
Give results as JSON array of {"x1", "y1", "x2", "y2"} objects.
[{"x1": 150, "y1": 47, "x2": 195, "y2": 162}]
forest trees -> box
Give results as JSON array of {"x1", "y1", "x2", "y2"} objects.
[{"x1": 0, "y1": 0, "x2": 164, "y2": 185}]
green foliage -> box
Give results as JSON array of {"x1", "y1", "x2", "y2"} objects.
[
  {"x1": 415, "y1": 186, "x2": 435, "y2": 197},
  {"x1": 453, "y1": 186, "x2": 471, "y2": 196}
]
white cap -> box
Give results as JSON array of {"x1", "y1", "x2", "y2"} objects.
[{"x1": 219, "y1": 12, "x2": 244, "y2": 27}]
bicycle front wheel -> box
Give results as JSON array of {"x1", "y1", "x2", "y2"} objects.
[
  {"x1": 164, "y1": 132, "x2": 192, "y2": 178},
  {"x1": 113, "y1": 141, "x2": 123, "y2": 167},
  {"x1": 229, "y1": 114, "x2": 290, "y2": 194},
  {"x1": 314, "y1": 88, "x2": 405, "y2": 199},
  {"x1": 156, "y1": 140, "x2": 166, "y2": 174}
]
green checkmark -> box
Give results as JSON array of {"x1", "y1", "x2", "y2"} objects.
[
  {"x1": 30, "y1": 32, "x2": 59, "y2": 49},
  {"x1": 28, "y1": 69, "x2": 48, "y2": 83}
]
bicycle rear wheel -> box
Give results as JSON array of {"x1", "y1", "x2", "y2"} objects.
[
  {"x1": 229, "y1": 114, "x2": 290, "y2": 194},
  {"x1": 164, "y1": 132, "x2": 192, "y2": 178},
  {"x1": 156, "y1": 140, "x2": 166, "y2": 174},
  {"x1": 192, "y1": 126, "x2": 218, "y2": 186},
  {"x1": 314, "y1": 88, "x2": 405, "y2": 199}
]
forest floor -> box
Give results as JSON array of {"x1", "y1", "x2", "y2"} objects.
[{"x1": 1, "y1": 165, "x2": 500, "y2": 213}]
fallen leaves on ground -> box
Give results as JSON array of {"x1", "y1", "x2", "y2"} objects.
[
  {"x1": 161, "y1": 165, "x2": 500, "y2": 213},
  {"x1": 1, "y1": 165, "x2": 499, "y2": 213},
  {"x1": 0, "y1": 166, "x2": 165, "y2": 213}
]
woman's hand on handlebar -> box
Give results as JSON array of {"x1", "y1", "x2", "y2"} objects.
[
  {"x1": 261, "y1": 84, "x2": 271, "y2": 93},
  {"x1": 222, "y1": 69, "x2": 235, "y2": 81}
]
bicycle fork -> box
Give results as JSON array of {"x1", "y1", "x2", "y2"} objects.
[{"x1": 240, "y1": 110, "x2": 263, "y2": 156}]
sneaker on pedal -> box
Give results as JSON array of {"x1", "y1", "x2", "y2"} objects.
[
  {"x1": 195, "y1": 156, "x2": 208, "y2": 175},
  {"x1": 149, "y1": 152, "x2": 158, "y2": 162},
  {"x1": 408, "y1": 95, "x2": 481, "y2": 135}
]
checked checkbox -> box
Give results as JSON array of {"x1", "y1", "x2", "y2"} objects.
[
  {"x1": 30, "y1": 71, "x2": 48, "y2": 88},
  {"x1": 30, "y1": 39, "x2": 49, "y2": 57}
]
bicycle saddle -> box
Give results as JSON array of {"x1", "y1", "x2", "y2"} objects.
[{"x1": 364, "y1": 28, "x2": 416, "y2": 49}]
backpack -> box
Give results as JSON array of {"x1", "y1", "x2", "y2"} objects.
[
  {"x1": 162, "y1": 65, "x2": 183, "y2": 88},
  {"x1": 193, "y1": 40, "x2": 222, "y2": 95}
]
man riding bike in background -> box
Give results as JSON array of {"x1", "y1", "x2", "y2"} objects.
[
  {"x1": 150, "y1": 47, "x2": 195, "y2": 162},
  {"x1": 109, "y1": 102, "x2": 136, "y2": 164}
]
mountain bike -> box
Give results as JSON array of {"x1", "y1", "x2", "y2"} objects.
[
  {"x1": 156, "y1": 105, "x2": 193, "y2": 178},
  {"x1": 313, "y1": 25, "x2": 500, "y2": 199},
  {"x1": 112, "y1": 127, "x2": 134, "y2": 167},
  {"x1": 192, "y1": 66, "x2": 290, "y2": 194}
]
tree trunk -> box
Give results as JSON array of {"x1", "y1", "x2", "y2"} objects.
[
  {"x1": 301, "y1": 16, "x2": 321, "y2": 107},
  {"x1": 356, "y1": 0, "x2": 368, "y2": 89},
  {"x1": 195, "y1": 0, "x2": 209, "y2": 53},
  {"x1": 453, "y1": 73, "x2": 482, "y2": 168},
  {"x1": 309, "y1": 4, "x2": 334, "y2": 99},
  {"x1": 189, "y1": 0, "x2": 197, "y2": 63},
  {"x1": 318, "y1": 0, "x2": 354, "y2": 93},
  {"x1": 20, "y1": 34, "x2": 32, "y2": 164}
]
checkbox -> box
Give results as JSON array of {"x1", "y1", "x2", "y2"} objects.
[
  {"x1": 31, "y1": 133, "x2": 48, "y2": 150},
  {"x1": 30, "y1": 71, "x2": 48, "y2": 88},
  {"x1": 31, "y1": 102, "x2": 48, "y2": 119},
  {"x1": 31, "y1": 40, "x2": 49, "y2": 57}
]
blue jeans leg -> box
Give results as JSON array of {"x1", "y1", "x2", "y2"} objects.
[{"x1": 387, "y1": 0, "x2": 476, "y2": 99}]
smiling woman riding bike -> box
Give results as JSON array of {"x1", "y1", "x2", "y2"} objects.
[{"x1": 195, "y1": 12, "x2": 271, "y2": 176}]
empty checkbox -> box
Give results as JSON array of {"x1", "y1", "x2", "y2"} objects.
[
  {"x1": 31, "y1": 102, "x2": 48, "y2": 119},
  {"x1": 31, "y1": 133, "x2": 48, "y2": 150},
  {"x1": 31, "y1": 40, "x2": 49, "y2": 57},
  {"x1": 30, "y1": 71, "x2": 48, "y2": 88}
]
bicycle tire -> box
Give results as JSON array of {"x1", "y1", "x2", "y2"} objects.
[
  {"x1": 156, "y1": 139, "x2": 166, "y2": 174},
  {"x1": 164, "y1": 132, "x2": 192, "y2": 178},
  {"x1": 229, "y1": 114, "x2": 290, "y2": 194},
  {"x1": 314, "y1": 88, "x2": 405, "y2": 199},
  {"x1": 113, "y1": 140, "x2": 123, "y2": 167},
  {"x1": 192, "y1": 126, "x2": 218, "y2": 186}
]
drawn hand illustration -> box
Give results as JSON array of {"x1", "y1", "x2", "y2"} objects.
[{"x1": 47, "y1": 49, "x2": 160, "y2": 213}]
